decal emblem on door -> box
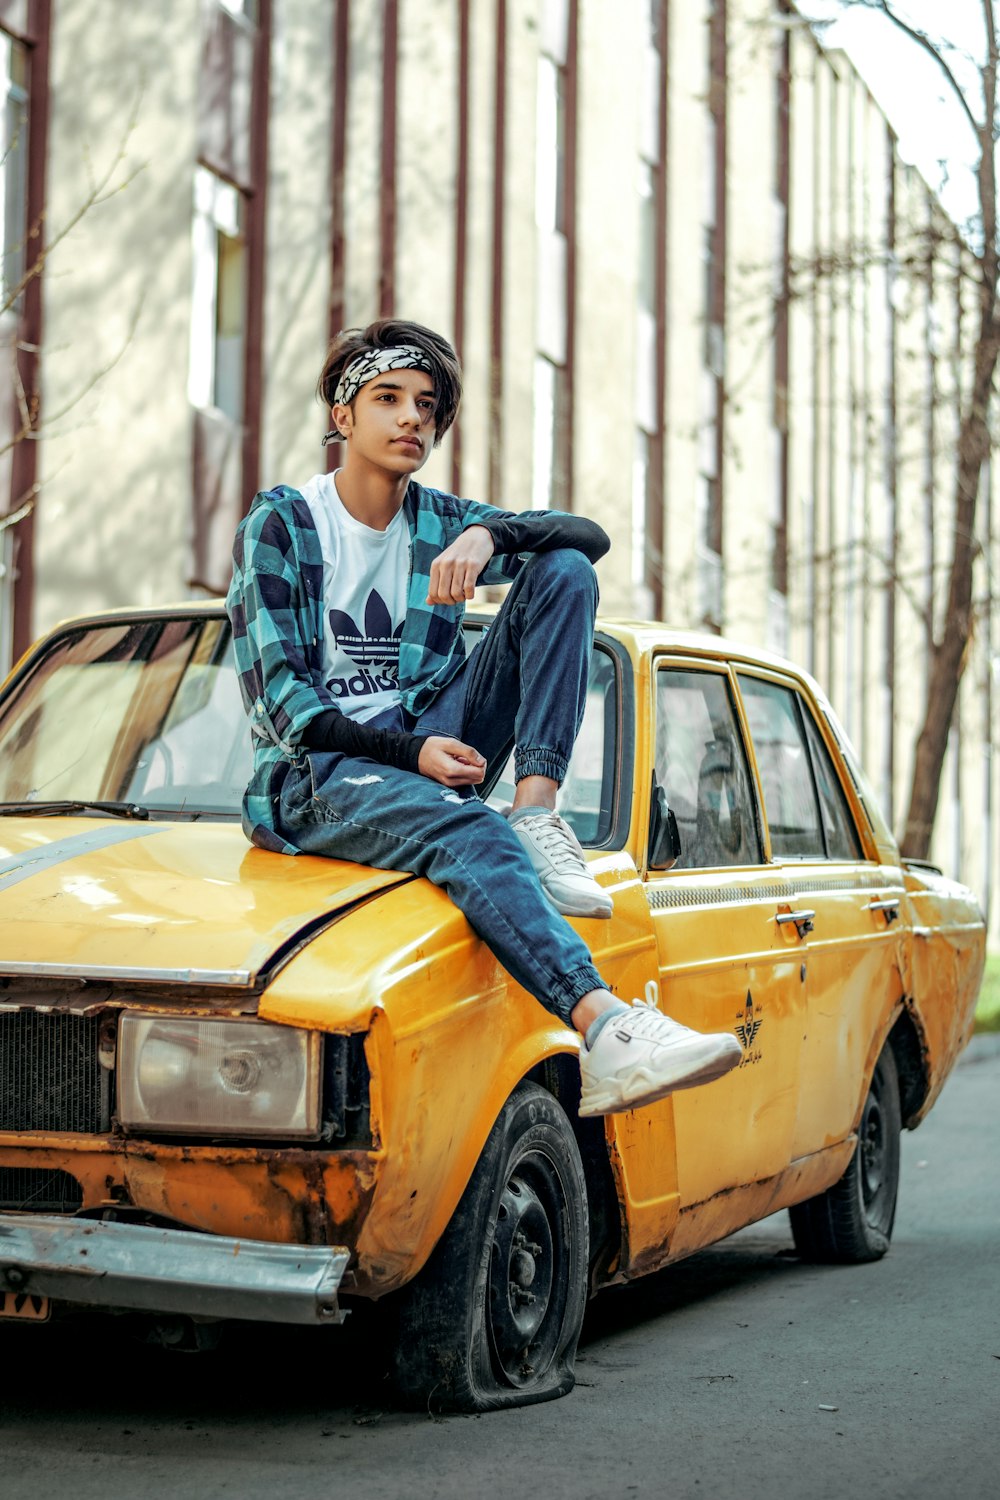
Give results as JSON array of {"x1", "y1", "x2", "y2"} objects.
[{"x1": 735, "y1": 991, "x2": 763, "y2": 1066}]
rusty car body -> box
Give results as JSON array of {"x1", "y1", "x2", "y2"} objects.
[{"x1": 0, "y1": 603, "x2": 985, "y2": 1409}]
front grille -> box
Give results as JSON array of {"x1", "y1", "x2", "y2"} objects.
[
  {"x1": 0, "y1": 1167, "x2": 84, "y2": 1213},
  {"x1": 0, "y1": 1012, "x2": 105, "y2": 1133}
]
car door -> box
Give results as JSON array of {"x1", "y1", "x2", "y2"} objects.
[
  {"x1": 646, "y1": 659, "x2": 806, "y2": 1229},
  {"x1": 735, "y1": 670, "x2": 906, "y2": 1158}
]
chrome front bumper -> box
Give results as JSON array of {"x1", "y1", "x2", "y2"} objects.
[{"x1": 0, "y1": 1214, "x2": 350, "y2": 1324}]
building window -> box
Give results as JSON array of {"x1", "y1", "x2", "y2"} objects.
[
  {"x1": 0, "y1": 32, "x2": 28, "y2": 310},
  {"x1": 188, "y1": 165, "x2": 246, "y2": 423}
]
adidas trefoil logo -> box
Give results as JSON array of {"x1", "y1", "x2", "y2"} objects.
[
  {"x1": 326, "y1": 590, "x2": 404, "y2": 700},
  {"x1": 328, "y1": 591, "x2": 404, "y2": 667}
]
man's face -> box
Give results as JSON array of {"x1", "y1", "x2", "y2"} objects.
[{"x1": 333, "y1": 367, "x2": 437, "y2": 475}]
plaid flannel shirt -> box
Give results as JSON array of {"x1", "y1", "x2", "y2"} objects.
[{"x1": 227, "y1": 478, "x2": 559, "y2": 852}]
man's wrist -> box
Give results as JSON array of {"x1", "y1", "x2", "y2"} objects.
[{"x1": 464, "y1": 522, "x2": 496, "y2": 558}]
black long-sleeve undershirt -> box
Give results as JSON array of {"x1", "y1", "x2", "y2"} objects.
[{"x1": 300, "y1": 709, "x2": 423, "y2": 770}]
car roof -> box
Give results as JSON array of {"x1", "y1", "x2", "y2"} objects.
[{"x1": 36, "y1": 599, "x2": 821, "y2": 697}]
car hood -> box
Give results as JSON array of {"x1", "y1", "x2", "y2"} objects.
[{"x1": 0, "y1": 817, "x2": 411, "y2": 990}]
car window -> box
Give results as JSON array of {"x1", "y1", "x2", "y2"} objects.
[
  {"x1": 463, "y1": 626, "x2": 618, "y2": 847},
  {"x1": 800, "y1": 705, "x2": 862, "y2": 860},
  {"x1": 0, "y1": 618, "x2": 250, "y2": 815},
  {"x1": 738, "y1": 675, "x2": 824, "y2": 859},
  {"x1": 654, "y1": 667, "x2": 761, "y2": 868}
]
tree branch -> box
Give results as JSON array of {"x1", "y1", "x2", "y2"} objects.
[
  {"x1": 0, "y1": 490, "x2": 37, "y2": 534},
  {"x1": 0, "y1": 92, "x2": 145, "y2": 321},
  {"x1": 860, "y1": 0, "x2": 983, "y2": 137}
]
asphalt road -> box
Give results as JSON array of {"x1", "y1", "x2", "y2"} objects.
[{"x1": 2, "y1": 1039, "x2": 997, "y2": 1500}]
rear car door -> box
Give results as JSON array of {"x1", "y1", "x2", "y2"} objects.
[
  {"x1": 646, "y1": 659, "x2": 805, "y2": 1226},
  {"x1": 735, "y1": 670, "x2": 906, "y2": 1158}
]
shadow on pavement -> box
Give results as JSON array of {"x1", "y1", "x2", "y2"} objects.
[{"x1": 0, "y1": 1217, "x2": 803, "y2": 1428}]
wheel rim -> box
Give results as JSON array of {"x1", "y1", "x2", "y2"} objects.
[
  {"x1": 486, "y1": 1153, "x2": 567, "y2": 1388},
  {"x1": 857, "y1": 1059, "x2": 898, "y2": 1235},
  {"x1": 860, "y1": 1092, "x2": 886, "y2": 1205}
]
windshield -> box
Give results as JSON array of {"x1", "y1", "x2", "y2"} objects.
[
  {"x1": 0, "y1": 617, "x2": 251, "y2": 816},
  {"x1": 0, "y1": 614, "x2": 620, "y2": 840}
]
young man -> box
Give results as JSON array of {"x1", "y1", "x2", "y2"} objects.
[{"x1": 227, "y1": 318, "x2": 741, "y2": 1116}]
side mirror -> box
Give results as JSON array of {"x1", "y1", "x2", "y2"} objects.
[{"x1": 649, "y1": 774, "x2": 682, "y2": 870}]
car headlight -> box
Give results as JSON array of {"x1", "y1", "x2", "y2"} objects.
[{"x1": 117, "y1": 1015, "x2": 322, "y2": 1138}]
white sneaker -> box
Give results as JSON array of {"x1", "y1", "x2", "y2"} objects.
[
  {"x1": 579, "y1": 986, "x2": 742, "y2": 1117},
  {"x1": 509, "y1": 809, "x2": 613, "y2": 919}
]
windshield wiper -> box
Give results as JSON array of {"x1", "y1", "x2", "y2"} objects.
[{"x1": 0, "y1": 799, "x2": 151, "y2": 820}]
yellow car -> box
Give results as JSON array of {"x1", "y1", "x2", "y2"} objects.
[{"x1": 0, "y1": 604, "x2": 985, "y2": 1411}]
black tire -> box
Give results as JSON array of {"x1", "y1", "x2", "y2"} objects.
[
  {"x1": 789, "y1": 1044, "x2": 902, "y2": 1264},
  {"x1": 388, "y1": 1082, "x2": 589, "y2": 1413}
]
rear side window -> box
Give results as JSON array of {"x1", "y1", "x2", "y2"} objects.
[
  {"x1": 463, "y1": 625, "x2": 620, "y2": 847},
  {"x1": 801, "y1": 706, "x2": 861, "y2": 860},
  {"x1": 738, "y1": 675, "x2": 860, "y2": 861},
  {"x1": 654, "y1": 667, "x2": 761, "y2": 869}
]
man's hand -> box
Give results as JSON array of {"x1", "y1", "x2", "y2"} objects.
[
  {"x1": 417, "y1": 736, "x2": 487, "y2": 787},
  {"x1": 427, "y1": 525, "x2": 495, "y2": 604}
]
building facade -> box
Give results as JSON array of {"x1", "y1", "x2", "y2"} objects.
[{"x1": 0, "y1": 0, "x2": 996, "y2": 938}]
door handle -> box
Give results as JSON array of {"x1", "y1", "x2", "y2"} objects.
[
  {"x1": 866, "y1": 898, "x2": 900, "y2": 924},
  {"x1": 776, "y1": 909, "x2": 815, "y2": 938}
]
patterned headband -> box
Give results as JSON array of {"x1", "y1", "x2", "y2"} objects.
[{"x1": 324, "y1": 345, "x2": 435, "y2": 442}]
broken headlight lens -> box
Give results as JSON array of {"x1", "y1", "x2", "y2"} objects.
[{"x1": 117, "y1": 1016, "x2": 321, "y2": 1138}]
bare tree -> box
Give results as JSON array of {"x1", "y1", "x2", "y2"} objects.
[
  {"x1": 807, "y1": 0, "x2": 999, "y2": 859},
  {"x1": 0, "y1": 113, "x2": 144, "y2": 540}
]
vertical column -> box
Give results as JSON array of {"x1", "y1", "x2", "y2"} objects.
[
  {"x1": 328, "y1": 0, "x2": 350, "y2": 344},
  {"x1": 532, "y1": 0, "x2": 577, "y2": 513},
  {"x1": 824, "y1": 71, "x2": 838, "y2": 697},
  {"x1": 241, "y1": 0, "x2": 270, "y2": 508},
  {"x1": 772, "y1": 2, "x2": 791, "y2": 652},
  {"x1": 379, "y1": 0, "x2": 398, "y2": 317},
  {"x1": 326, "y1": 0, "x2": 350, "y2": 473},
  {"x1": 451, "y1": 0, "x2": 470, "y2": 496},
  {"x1": 3, "y1": 0, "x2": 51, "y2": 666},
  {"x1": 922, "y1": 197, "x2": 936, "y2": 697},
  {"x1": 708, "y1": 0, "x2": 726, "y2": 568},
  {"x1": 843, "y1": 73, "x2": 857, "y2": 741},
  {"x1": 857, "y1": 87, "x2": 873, "y2": 767},
  {"x1": 633, "y1": 0, "x2": 667, "y2": 619},
  {"x1": 488, "y1": 0, "x2": 506, "y2": 508},
  {"x1": 882, "y1": 134, "x2": 898, "y2": 826},
  {"x1": 561, "y1": 0, "x2": 578, "y2": 513},
  {"x1": 698, "y1": 0, "x2": 726, "y2": 631},
  {"x1": 807, "y1": 46, "x2": 822, "y2": 679}
]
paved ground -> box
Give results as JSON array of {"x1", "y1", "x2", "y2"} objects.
[{"x1": 2, "y1": 1040, "x2": 997, "y2": 1500}]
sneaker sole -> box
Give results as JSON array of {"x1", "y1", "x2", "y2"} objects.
[
  {"x1": 578, "y1": 1036, "x2": 743, "y2": 1117},
  {"x1": 547, "y1": 894, "x2": 613, "y2": 919}
]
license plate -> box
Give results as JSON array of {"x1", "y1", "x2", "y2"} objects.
[{"x1": 0, "y1": 1291, "x2": 50, "y2": 1322}]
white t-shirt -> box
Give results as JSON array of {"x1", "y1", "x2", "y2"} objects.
[{"x1": 299, "y1": 471, "x2": 409, "y2": 723}]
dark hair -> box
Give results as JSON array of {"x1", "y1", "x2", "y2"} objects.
[{"x1": 316, "y1": 318, "x2": 462, "y2": 445}]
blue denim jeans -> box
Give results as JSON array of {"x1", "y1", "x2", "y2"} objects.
[{"x1": 276, "y1": 549, "x2": 608, "y2": 1024}]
